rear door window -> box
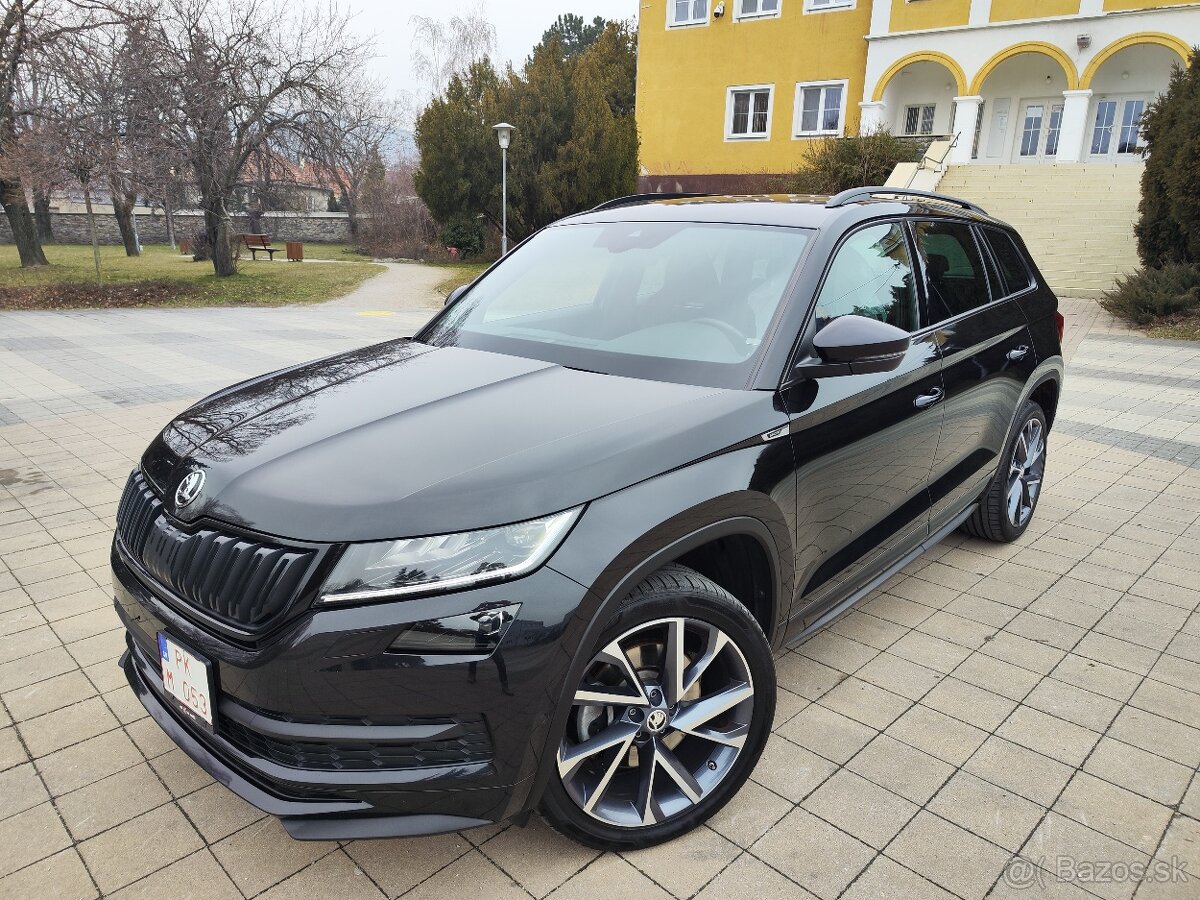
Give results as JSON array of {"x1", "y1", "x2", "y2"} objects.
[
  {"x1": 981, "y1": 228, "x2": 1034, "y2": 297},
  {"x1": 912, "y1": 220, "x2": 992, "y2": 323}
]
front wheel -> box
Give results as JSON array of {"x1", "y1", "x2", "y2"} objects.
[
  {"x1": 962, "y1": 400, "x2": 1047, "y2": 542},
  {"x1": 540, "y1": 565, "x2": 775, "y2": 850}
]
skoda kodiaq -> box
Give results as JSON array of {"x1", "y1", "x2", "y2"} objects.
[{"x1": 114, "y1": 189, "x2": 1064, "y2": 849}]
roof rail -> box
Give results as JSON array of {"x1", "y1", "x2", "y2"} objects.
[
  {"x1": 825, "y1": 187, "x2": 988, "y2": 216},
  {"x1": 589, "y1": 192, "x2": 714, "y2": 212}
]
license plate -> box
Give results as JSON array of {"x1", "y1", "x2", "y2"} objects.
[{"x1": 157, "y1": 633, "x2": 215, "y2": 729}]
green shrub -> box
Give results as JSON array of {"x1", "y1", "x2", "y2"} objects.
[
  {"x1": 1100, "y1": 263, "x2": 1200, "y2": 325},
  {"x1": 789, "y1": 128, "x2": 923, "y2": 195},
  {"x1": 438, "y1": 216, "x2": 485, "y2": 259}
]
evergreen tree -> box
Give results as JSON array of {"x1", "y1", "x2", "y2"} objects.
[
  {"x1": 413, "y1": 19, "x2": 639, "y2": 245},
  {"x1": 1136, "y1": 49, "x2": 1200, "y2": 267},
  {"x1": 540, "y1": 14, "x2": 606, "y2": 61},
  {"x1": 413, "y1": 59, "x2": 503, "y2": 227}
]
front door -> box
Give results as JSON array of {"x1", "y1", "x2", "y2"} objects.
[
  {"x1": 781, "y1": 221, "x2": 944, "y2": 630},
  {"x1": 1088, "y1": 96, "x2": 1150, "y2": 162},
  {"x1": 1016, "y1": 100, "x2": 1064, "y2": 161}
]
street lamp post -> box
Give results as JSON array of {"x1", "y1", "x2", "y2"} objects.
[{"x1": 493, "y1": 122, "x2": 514, "y2": 255}]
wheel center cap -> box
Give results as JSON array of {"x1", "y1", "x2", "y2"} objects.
[{"x1": 645, "y1": 709, "x2": 669, "y2": 733}]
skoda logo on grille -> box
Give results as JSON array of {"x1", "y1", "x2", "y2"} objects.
[{"x1": 175, "y1": 469, "x2": 205, "y2": 508}]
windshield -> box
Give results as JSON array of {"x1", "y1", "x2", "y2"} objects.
[{"x1": 416, "y1": 221, "x2": 812, "y2": 388}]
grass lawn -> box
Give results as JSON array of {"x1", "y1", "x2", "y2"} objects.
[
  {"x1": 432, "y1": 261, "x2": 490, "y2": 298},
  {"x1": 0, "y1": 243, "x2": 384, "y2": 309}
]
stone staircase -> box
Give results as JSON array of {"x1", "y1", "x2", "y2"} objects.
[{"x1": 935, "y1": 164, "x2": 1144, "y2": 300}]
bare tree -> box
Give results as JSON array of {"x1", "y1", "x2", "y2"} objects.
[
  {"x1": 0, "y1": 0, "x2": 53, "y2": 266},
  {"x1": 14, "y1": 58, "x2": 57, "y2": 242},
  {"x1": 53, "y1": 25, "x2": 129, "y2": 283},
  {"x1": 304, "y1": 83, "x2": 398, "y2": 239},
  {"x1": 137, "y1": 0, "x2": 369, "y2": 276},
  {"x1": 409, "y1": 2, "x2": 497, "y2": 101},
  {"x1": 356, "y1": 153, "x2": 437, "y2": 259},
  {"x1": 1, "y1": 0, "x2": 120, "y2": 266}
]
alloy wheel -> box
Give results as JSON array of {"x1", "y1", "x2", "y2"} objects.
[
  {"x1": 1007, "y1": 417, "x2": 1045, "y2": 527},
  {"x1": 557, "y1": 617, "x2": 755, "y2": 828}
]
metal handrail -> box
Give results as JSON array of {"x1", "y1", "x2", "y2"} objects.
[{"x1": 920, "y1": 133, "x2": 958, "y2": 172}]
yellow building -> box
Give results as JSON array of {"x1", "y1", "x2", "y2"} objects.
[{"x1": 636, "y1": 0, "x2": 1199, "y2": 190}]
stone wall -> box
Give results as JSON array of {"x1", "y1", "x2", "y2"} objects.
[{"x1": 0, "y1": 210, "x2": 352, "y2": 245}]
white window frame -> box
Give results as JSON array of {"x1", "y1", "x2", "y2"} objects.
[
  {"x1": 667, "y1": 0, "x2": 709, "y2": 28},
  {"x1": 734, "y1": 0, "x2": 783, "y2": 22},
  {"x1": 725, "y1": 84, "x2": 775, "y2": 141},
  {"x1": 804, "y1": 0, "x2": 855, "y2": 14},
  {"x1": 793, "y1": 80, "x2": 849, "y2": 138}
]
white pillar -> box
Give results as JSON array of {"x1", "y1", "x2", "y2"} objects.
[
  {"x1": 859, "y1": 101, "x2": 887, "y2": 134},
  {"x1": 949, "y1": 96, "x2": 983, "y2": 164},
  {"x1": 968, "y1": 0, "x2": 992, "y2": 26},
  {"x1": 868, "y1": 1, "x2": 891, "y2": 36},
  {"x1": 1055, "y1": 89, "x2": 1093, "y2": 163}
]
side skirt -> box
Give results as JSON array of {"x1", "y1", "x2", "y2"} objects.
[{"x1": 786, "y1": 503, "x2": 978, "y2": 648}]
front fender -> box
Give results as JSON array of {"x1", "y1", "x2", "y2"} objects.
[{"x1": 522, "y1": 443, "x2": 795, "y2": 815}]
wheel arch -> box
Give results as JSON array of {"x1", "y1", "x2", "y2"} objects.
[
  {"x1": 1028, "y1": 373, "x2": 1061, "y2": 430},
  {"x1": 523, "y1": 486, "x2": 794, "y2": 818},
  {"x1": 591, "y1": 515, "x2": 785, "y2": 645},
  {"x1": 990, "y1": 361, "x2": 1064, "y2": 487}
]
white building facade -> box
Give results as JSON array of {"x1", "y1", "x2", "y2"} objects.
[{"x1": 860, "y1": 1, "x2": 1197, "y2": 166}]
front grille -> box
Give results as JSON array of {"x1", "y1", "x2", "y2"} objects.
[
  {"x1": 116, "y1": 471, "x2": 319, "y2": 632},
  {"x1": 220, "y1": 715, "x2": 493, "y2": 772}
]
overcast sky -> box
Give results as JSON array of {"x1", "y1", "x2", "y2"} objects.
[{"x1": 343, "y1": 0, "x2": 641, "y2": 114}]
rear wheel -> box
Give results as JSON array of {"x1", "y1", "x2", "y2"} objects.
[
  {"x1": 962, "y1": 401, "x2": 1047, "y2": 542},
  {"x1": 541, "y1": 565, "x2": 775, "y2": 850}
]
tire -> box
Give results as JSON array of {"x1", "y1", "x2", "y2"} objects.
[
  {"x1": 540, "y1": 564, "x2": 775, "y2": 851},
  {"x1": 962, "y1": 401, "x2": 1047, "y2": 543}
]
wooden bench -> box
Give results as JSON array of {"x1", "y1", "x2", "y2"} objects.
[{"x1": 239, "y1": 233, "x2": 278, "y2": 260}]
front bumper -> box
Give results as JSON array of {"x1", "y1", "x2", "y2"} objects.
[{"x1": 114, "y1": 540, "x2": 593, "y2": 840}]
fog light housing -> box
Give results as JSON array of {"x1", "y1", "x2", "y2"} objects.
[{"x1": 387, "y1": 603, "x2": 520, "y2": 657}]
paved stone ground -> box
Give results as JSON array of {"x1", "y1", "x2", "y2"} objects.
[{"x1": 1, "y1": 292, "x2": 1198, "y2": 900}]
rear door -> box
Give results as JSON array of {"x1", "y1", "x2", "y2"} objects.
[
  {"x1": 781, "y1": 220, "x2": 945, "y2": 629},
  {"x1": 911, "y1": 219, "x2": 1037, "y2": 533}
]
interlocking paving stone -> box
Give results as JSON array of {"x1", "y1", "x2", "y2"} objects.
[{"x1": 0, "y1": 300, "x2": 1198, "y2": 897}]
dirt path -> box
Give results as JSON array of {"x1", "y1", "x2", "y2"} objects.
[{"x1": 320, "y1": 261, "x2": 445, "y2": 311}]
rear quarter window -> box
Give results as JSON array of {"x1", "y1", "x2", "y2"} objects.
[{"x1": 982, "y1": 228, "x2": 1034, "y2": 297}]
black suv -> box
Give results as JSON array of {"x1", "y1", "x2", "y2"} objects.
[{"x1": 114, "y1": 189, "x2": 1063, "y2": 849}]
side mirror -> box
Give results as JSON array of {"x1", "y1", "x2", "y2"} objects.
[
  {"x1": 800, "y1": 315, "x2": 911, "y2": 378},
  {"x1": 445, "y1": 283, "x2": 471, "y2": 307}
]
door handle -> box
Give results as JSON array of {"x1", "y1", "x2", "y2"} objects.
[
  {"x1": 1007, "y1": 345, "x2": 1030, "y2": 362},
  {"x1": 914, "y1": 387, "x2": 944, "y2": 409}
]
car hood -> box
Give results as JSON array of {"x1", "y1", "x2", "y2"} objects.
[{"x1": 143, "y1": 340, "x2": 782, "y2": 542}]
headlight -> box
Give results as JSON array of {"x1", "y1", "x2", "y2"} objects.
[{"x1": 319, "y1": 507, "x2": 582, "y2": 603}]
